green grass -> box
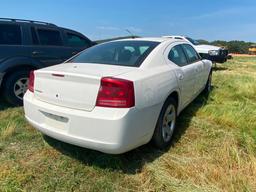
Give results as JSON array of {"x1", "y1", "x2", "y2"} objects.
[{"x1": 0, "y1": 56, "x2": 256, "y2": 192}]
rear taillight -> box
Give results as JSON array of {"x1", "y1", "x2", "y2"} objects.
[
  {"x1": 96, "y1": 77, "x2": 135, "y2": 108},
  {"x1": 28, "y1": 71, "x2": 35, "y2": 93}
]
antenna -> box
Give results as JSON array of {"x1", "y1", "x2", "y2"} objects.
[{"x1": 125, "y1": 29, "x2": 135, "y2": 38}]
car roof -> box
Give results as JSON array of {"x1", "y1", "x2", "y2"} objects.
[
  {"x1": 162, "y1": 35, "x2": 186, "y2": 39},
  {"x1": 115, "y1": 37, "x2": 183, "y2": 43},
  {"x1": 0, "y1": 18, "x2": 57, "y2": 27}
]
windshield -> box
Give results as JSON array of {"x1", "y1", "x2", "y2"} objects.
[
  {"x1": 69, "y1": 40, "x2": 160, "y2": 67},
  {"x1": 186, "y1": 37, "x2": 200, "y2": 45}
]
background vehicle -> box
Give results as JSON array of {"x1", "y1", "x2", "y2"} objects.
[
  {"x1": 249, "y1": 44, "x2": 256, "y2": 55},
  {"x1": 163, "y1": 36, "x2": 229, "y2": 63},
  {"x1": 24, "y1": 38, "x2": 212, "y2": 154},
  {"x1": 0, "y1": 18, "x2": 95, "y2": 105}
]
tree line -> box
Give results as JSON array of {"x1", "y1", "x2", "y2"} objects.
[
  {"x1": 96, "y1": 36, "x2": 255, "y2": 54},
  {"x1": 197, "y1": 40, "x2": 255, "y2": 54}
]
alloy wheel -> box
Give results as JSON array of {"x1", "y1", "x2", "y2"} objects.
[
  {"x1": 162, "y1": 104, "x2": 176, "y2": 142},
  {"x1": 13, "y1": 78, "x2": 29, "y2": 100}
]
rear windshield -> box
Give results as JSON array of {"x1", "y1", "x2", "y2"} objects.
[
  {"x1": 186, "y1": 37, "x2": 200, "y2": 45},
  {"x1": 69, "y1": 40, "x2": 160, "y2": 67}
]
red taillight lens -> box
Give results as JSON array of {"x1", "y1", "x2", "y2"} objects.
[
  {"x1": 96, "y1": 77, "x2": 135, "y2": 108},
  {"x1": 28, "y1": 70, "x2": 35, "y2": 93}
]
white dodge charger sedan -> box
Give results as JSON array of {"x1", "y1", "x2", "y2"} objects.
[{"x1": 24, "y1": 37, "x2": 212, "y2": 154}]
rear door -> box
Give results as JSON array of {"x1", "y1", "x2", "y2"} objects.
[
  {"x1": 181, "y1": 44, "x2": 205, "y2": 94},
  {"x1": 165, "y1": 44, "x2": 196, "y2": 107},
  {"x1": 28, "y1": 26, "x2": 69, "y2": 66}
]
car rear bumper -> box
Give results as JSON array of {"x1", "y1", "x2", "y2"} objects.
[{"x1": 24, "y1": 91, "x2": 156, "y2": 154}]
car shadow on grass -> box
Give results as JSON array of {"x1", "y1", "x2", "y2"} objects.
[
  {"x1": 212, "y1": 65, "x2": 229, "y2": 71},
  {"x1": 0, "y1": 97, "x2": 13, "y2": 111},
  {"x1": 44, "y1": 92, "x2": 212, "y2": 175}
]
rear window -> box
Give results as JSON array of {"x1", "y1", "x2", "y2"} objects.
[
  {"x1": 37, "y1": 29, "x2": 62, "y2": 46},
  {"x1": 67, "y1": 33, "x2": 90, "y2": 47},
  {"x1": 69, "y1": 40, "x2": 160, "y2": 67},
  {"x1": 186, "y1": 37, "x2": 200, "y2": 45},
  {"x1": 31, "y1": 27, "x2": 39, "y2": 45},
  {"x1": 0, "y1": 24, "x2": 21, "y2": 45},
  {"x1": 168, "y1": 45, "x2": 188, "y2": 66},
  {"x1": 182, "y1": 44, "x2": 200, "y2": 63}
]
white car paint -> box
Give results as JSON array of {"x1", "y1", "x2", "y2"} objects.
[
  {"x1": 163, "y1": 35, "x2": 222, "y2": 54},
  {"x1": 195, "y1": 44, "x2": 223, "y2": 54},
  {"x1": 24, "y1": 37, "x2": 212, "y2": 154}
]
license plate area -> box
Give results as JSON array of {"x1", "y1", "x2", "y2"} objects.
[{"x1": 40, "y1": 110, "x2": 69, "y2": 130}]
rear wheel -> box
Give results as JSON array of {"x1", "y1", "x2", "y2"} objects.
[
  {"x1": 204, "y1": 71, "x2": 212, "y2": 94},
  {"x1": 2, "y1": 70, "x2": 30, "y2": 106},
  {"x1": 152, "y1": 97, "x2": 177, "y2": 149}
]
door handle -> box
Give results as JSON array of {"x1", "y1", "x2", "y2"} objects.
[
  {"x1": 177, "y1": 74, "x2": 184, "y2": 80},
  {"x1": 32, "y1": 51, "x2": 42, "y2": 55}
]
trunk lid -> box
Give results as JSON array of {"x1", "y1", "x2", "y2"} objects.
[{"x1": 34, "y1": 63, "x2": 135, "y2": 111}]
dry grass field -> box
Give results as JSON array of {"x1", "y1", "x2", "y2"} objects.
[{"x1": 0, "y1": 56, "x2": 256, "y2": 192}]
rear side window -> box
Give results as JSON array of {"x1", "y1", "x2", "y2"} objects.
[
  {"x1": 0, "y1": 24, "x2": 21, "y2": 45},
  {"x1": 182, "y1": 44, "x2": 200, "y2": 63},
  {"x1": 70, "y1": 41, "x2": 160, "y2": 67},
  {"x1": 31, "y1": 27, "x2": 39, "y2": 45},
  {"x1": 168, "y1": 45, "x2": 187, "y2": 66},
  {"x1": 67, "y1": 33, "x2": 90, "y2": 47},
  {"x1": 37, "y1": 29, "x2": 62, "y2": 46}
]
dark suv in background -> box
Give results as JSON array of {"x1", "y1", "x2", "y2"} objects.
[{"x1": 0, "y1": 18, "x2": 95, "y2": 105}]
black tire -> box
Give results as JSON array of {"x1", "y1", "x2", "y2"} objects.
[
  {"x1": 204, "y1": 70, "x2": 212, "y2": 94},
  {"x1": 152, "y1": 97, "x2": 177, "y2": 149},
  {"x1": 2, "y1": 70, "x2": 30, "y2": 106}
]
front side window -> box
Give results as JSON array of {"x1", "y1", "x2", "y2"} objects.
[
  {"x1": 70, "y1": 41, "x2": 160, "y2": 67},
  {"x1": 0, "y1": 24, "x2": 21, "y2": 45},
  {"x1": 67, "y1": 33, "x2": 90, "y2": 47},
  {"x1": 37, "y1": 29, "x2": 62, "y2": 46},
  {"x1": 182, "y1": 44, "x2": 200, "y2": 63},
  {"x1": 168, "y1": 45, "x2": 187, "y2": 66}
]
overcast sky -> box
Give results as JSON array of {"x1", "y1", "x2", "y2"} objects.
[{"x1": 1, "y1": 0, "x2": 256, "y2": 42}]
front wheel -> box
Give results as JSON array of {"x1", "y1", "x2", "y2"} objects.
[
  {"x1": 152, "y1": 98, "x2": 177, "y2": 149},
  {"x1": 2, "y1": 70, "x2": 30, "y2": 106}
]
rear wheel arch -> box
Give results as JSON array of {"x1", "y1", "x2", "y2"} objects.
[
  {"x1": 165, "y1": 90, "x2": 180, "y2": 113},
  {"x1": 156, "y1": 90, "x2": 180, "y2": 120},
  {"x1": 2, "y1": 64, "x2": 37, "y2": 83},
  {"x1": 1, "y1": 65, "x2": 38, "y2": 106},
  {"x1": 0, "y1": 57, "x2": 43, "y2": 75},
  {"x1": 151, "y1": 92, "x2": 179, "y2": 149}
]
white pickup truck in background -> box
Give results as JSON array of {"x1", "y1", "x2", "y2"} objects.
[{"x1": 164, "y1": 36, "x2": 229, "y2": 63}]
